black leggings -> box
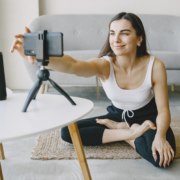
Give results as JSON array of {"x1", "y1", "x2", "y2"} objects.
[{"x1": 61, "y1": 97, "x2": 176, "y2": 168}]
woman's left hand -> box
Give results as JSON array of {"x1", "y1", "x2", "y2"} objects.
[{"x1": 152, "y1": 136, "x2": 175, "y2": 168}]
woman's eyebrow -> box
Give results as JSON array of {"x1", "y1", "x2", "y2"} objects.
[{"x1": 110, "y1": 29, "x2": 131, "y2": 32}]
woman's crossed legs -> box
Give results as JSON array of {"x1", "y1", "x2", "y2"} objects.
[{"x1": 61, "y1": 114, "x2": 175, "y2": 168}]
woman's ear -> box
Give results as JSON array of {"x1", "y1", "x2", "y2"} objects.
[{"x1": 137, "y1": 35, "x2": 143, "y2": 46}]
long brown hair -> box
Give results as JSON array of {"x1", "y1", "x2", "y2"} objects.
[{"x1": 96, "y1": 12, "x2": 150, "y2": 101}]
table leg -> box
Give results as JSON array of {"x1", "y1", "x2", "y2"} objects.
[
  {"x1": 171, "y1": 84, "x2": 175, "y2": 91},
  {"x1": 38, "y1": 84, "x2": 45, "y2": 94},
  {"x1": 0, "y1": 144, "x2": 5, "y2": 160},
  {"x1": 0, "y1": 162, "x2": 3, "y2": 180},
  {"x1": 68, "y1": 122, "x2": 92, "y2": 180},
  {"x1": 44, "y1": 84, "x2": 49, "y2": 93}
]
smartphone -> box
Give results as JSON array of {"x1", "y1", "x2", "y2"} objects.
[{"x1": 23, "y1": 32, "x2": 64, "y2": 57}]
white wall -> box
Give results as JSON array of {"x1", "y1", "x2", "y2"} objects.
[
  {"x1": 0, "y1": 0, "x2": 38, "y2": 90},
  {"x1": 1, "y1": 0, "x2": 180, "y2": 89},
  {"x1": 39, "y1": 0, "x2": 180, "y2": 16}
]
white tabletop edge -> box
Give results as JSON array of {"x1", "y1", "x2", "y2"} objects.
[
  {"x1": 0, "y1": 106, "x2": 93, "y2": 143},
  {"x1": 0, "y1": 93, "x2": 94, "y2": 143}
]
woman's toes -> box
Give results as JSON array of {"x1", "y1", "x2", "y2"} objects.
[
  {"x1": 145, "y1": 120, "x2": 157, "y2": 130},
  {"x1": 149, "y1": 121, "x2": 156, "y2": 130},
  {"x1": 151, "y1": 123, "x2": 157, "y2": 130}
]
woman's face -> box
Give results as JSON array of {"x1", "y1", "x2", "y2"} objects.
[{"x1": 109, "y1": 19, "x2": 142, "y2": 56}]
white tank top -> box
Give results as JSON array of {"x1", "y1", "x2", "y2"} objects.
[{"x1": 99, "y1": 55, "x2": 155, "y2": 128}]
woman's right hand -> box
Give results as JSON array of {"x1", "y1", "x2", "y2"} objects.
[{"x1": 10, "y1": 27, "x2": 35, "y2": 64}]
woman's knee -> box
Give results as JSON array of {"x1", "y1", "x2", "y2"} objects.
[
  {"x1": 61, "y1": 126, "x2": 72, "y2": 143},
  {"x1": 134, "y1": 137, "x2": 175, "y2": 168}
]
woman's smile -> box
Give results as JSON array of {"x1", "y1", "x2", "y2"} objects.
[{"x1": 114, "y1": 45, "x2": 125, "y2": 49}]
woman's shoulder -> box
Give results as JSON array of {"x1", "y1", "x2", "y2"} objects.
[
  {"x1": 153, "y1": 58, "x2": 166, "y2": 73},
  {"x1": 100, "y1": 55, "x2": 110, "y2": 61},
  {"x1": 140, "y1": 54, "x2": 164, "y2": 71},
  {"x1": 99, "y1": 56, "x2": 112, "y2": 65},
  {"x1": 151, "y1": 55, "x2": 166, "y2": 86},
  {"x1": 100, "y1": 55, "x2": 116, "y2": 64},
  {"x1": 145, "y1": 54, "x2": 163, "y2": 64},
  {"x1": 149, "y1": 55, "x2": 165, "y2": 71}
]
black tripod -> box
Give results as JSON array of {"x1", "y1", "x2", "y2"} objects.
[{"x1": 22, "y1": 30, "x2": 76, "y2": 112}]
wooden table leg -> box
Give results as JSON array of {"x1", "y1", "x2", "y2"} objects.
[
  {"x1": 0, "y1": 144, "x2": 5, "y2": 160},
  {"x1": 38, "y1": 84, "x2": 45, "y2": 94},
  {"x1": 0, "y1": 162, "x2": 3, "y2": 180},
  {"x1": 171, "y1": 84, "x2": 175, "y2": 91},
  {"x1": 44, "y1": 84, "x2": 49, "y2": 93},
  {"x1": 68, "y1": 122, "x2": 92, "y2": 180}
]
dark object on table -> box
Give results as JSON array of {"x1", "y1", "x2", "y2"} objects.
[{"x1": 0, "y1": 52, "x2": 7, "y2": 100}]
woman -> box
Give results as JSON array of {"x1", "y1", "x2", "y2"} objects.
[{"x1": 11, "y1": 12, "x2": 176, "y2": 168}]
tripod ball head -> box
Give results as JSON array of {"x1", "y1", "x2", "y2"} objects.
[{"x1": 37, "y1": 68, "x2": 50, "y2": 81}]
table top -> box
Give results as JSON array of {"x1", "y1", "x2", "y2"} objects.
[{"x1": 0, "y1": 93, "x2": 93, "y2": 143}]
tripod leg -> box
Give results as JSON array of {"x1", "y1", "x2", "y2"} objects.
[
  {"x1": 48, "y1": 78, "x2": 76, "y2": 105},
  {"x1": 33, "y1": 81, "x2": 43, "y2": 100},
  {"x1": 22, "y1": 79, "x2": 42, "y2": 112}
]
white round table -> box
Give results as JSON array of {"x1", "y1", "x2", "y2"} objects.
[{"x1": 0, "y1": 93, "x2": 94, "y2": 180}]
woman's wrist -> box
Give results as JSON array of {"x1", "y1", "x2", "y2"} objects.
[{"x1": 155, "y1": 133, "x2": 166, "y2": 139}]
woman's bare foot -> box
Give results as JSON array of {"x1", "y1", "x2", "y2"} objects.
[
  {"x1": 96, "y1": 118, "x2": 130, "y2": 129},
  {"x1": 132, "y1": 120, "x2": 157, "y2": 138},
  {"x1": 116, "y1": 122, "x2": 130, "y2": 129}
]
